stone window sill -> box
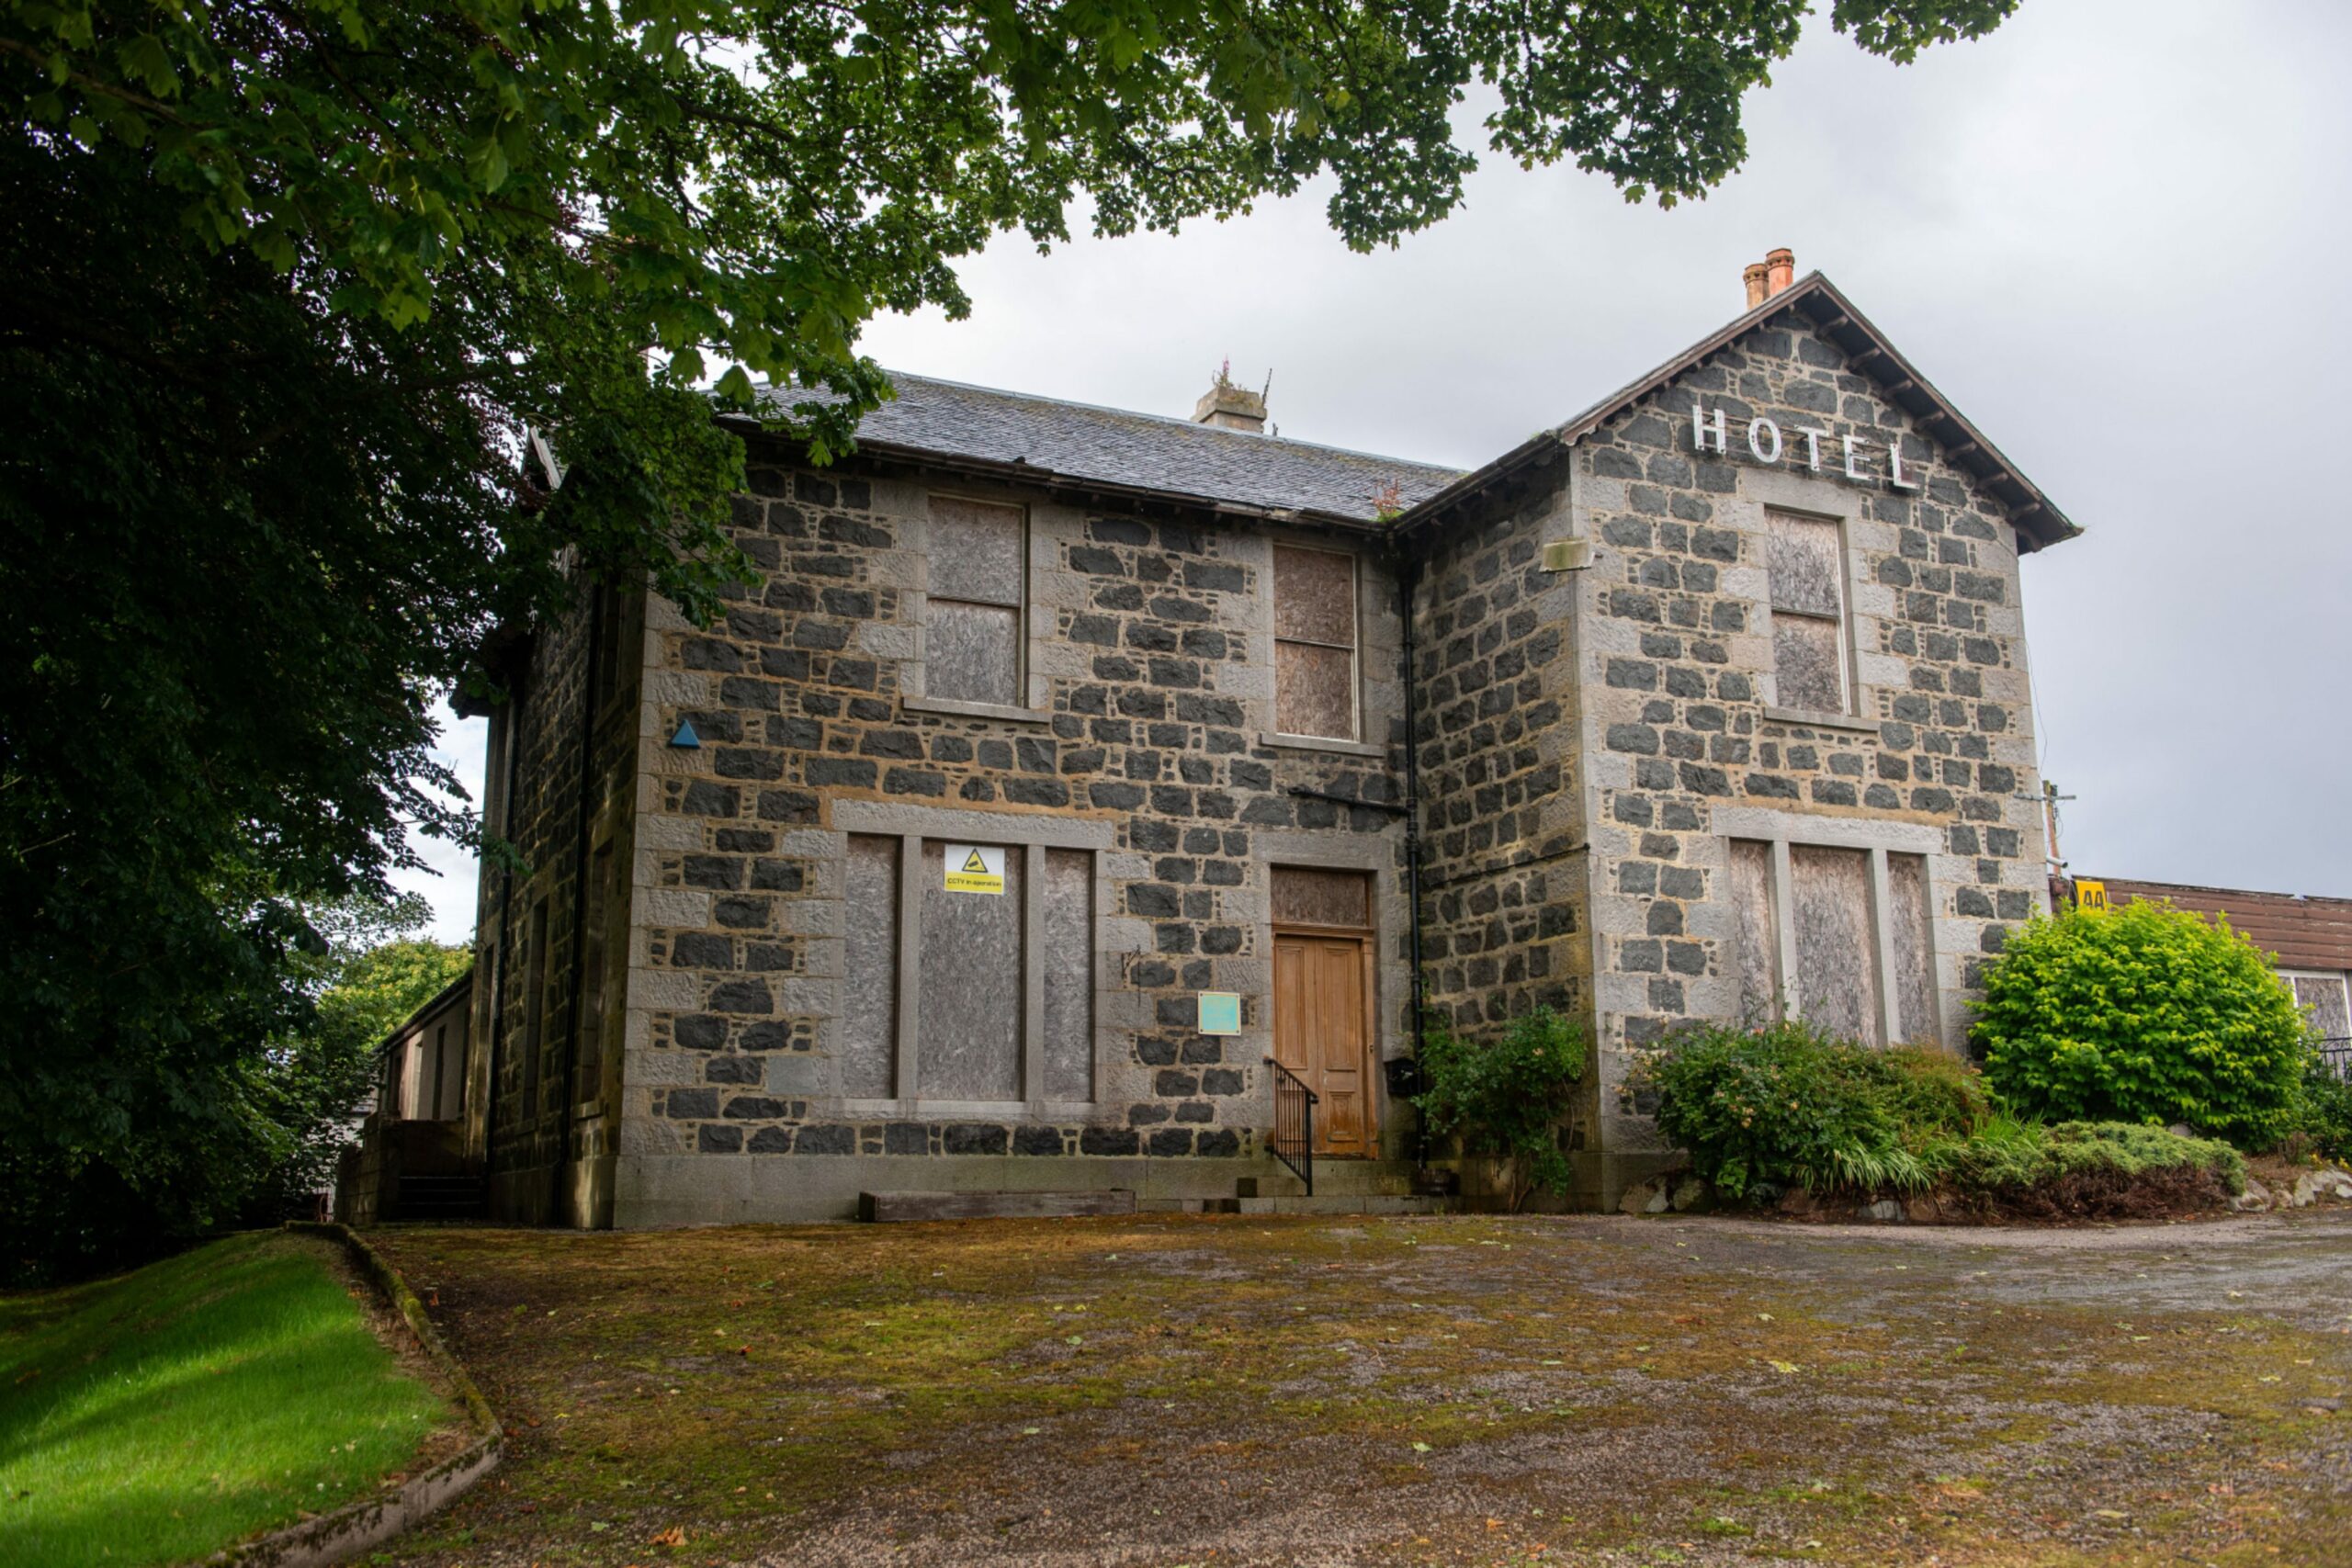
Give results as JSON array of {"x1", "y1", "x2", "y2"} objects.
[
  {"x1": 901, "y1": 694, "x2": 1054, "y2": 726},
  {"x1": 837, "y1": 1098, "x2": 1102, "y2": 1120},
  {"x1": 1261, "y1": 731, "x2": 1385, "y2": 760},
  {"x1": 1762, "y1": 705, "x2": 1882, "y2": 737}
]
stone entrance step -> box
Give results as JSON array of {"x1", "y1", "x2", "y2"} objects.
[
  {"x1": 393, "y1": 1173, "x2": 484, "y2": 1221},
  {"x1": 857, "y1": 1189, "x2": 1138, "y2": 1223},
  {"x1": 1239, "y1": 1194, "x2": 1452, "y2": 1216}
]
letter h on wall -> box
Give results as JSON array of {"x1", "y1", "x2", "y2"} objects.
[{"x1": 1690, "y1": 400, "x2": 1727, "y2": 455}]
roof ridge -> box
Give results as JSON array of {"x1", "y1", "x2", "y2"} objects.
[{"x1": 768, "y1": 370, "x2": 1462, "y2": 477}]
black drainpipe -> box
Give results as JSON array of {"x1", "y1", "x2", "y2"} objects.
[
  {"x1": 556, "y1": 581, "x2": 608, "y2": 1186},
  {"x1": 480, "y1": 685, "x2": 528, "y2": 1187},
  {"x1": 1396, "y1": 550, "x2": 1430, "y2": 1168}
]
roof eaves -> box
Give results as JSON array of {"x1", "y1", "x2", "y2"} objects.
[
  {"x1": 1385, "y1": 430, "x2": 1567, "y2": 539},
  {"x1": 1789, "y1": 279, "x2": 2079, "y2": 552},
  {"x1": 775, "y1": 424, "x2": 1396, "y2": 534},
  {"x1": 1392, "y1": 273, "x2": 2081, "y2": 553},
  {"x1": 370, "y1": 966, "x2": 475, "y2": 1061}
]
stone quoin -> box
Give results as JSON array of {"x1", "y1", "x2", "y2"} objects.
[{"x1": 346, "y1": 252, "x2": 2083, "y2": 1228}]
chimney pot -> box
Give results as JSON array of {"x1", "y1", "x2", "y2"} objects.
[
  {"x1": 1193, "y1": 366, "x2": 1267, "y2": 434},
  {"x1": 1765, "y1": 247, "x2": 1796, "y2": 298},
  {"x1": 1743, "y1": 262, "x2": 1770, "y2": 310}
]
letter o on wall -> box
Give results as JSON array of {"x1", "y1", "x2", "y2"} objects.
[{"x1": 1747, "y1": 418, "x2": 1783, "y2": 464}]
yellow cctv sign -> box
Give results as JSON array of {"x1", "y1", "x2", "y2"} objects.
[{"x1": 943, "y1": 843, "x2": 1005, "y2": 895}]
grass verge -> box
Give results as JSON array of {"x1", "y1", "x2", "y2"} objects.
[{"x1": 0, "y1": 1230, "x2": 456, "y2": 1568}]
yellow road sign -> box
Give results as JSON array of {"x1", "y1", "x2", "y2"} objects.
[{"x1": 2074, "y1": 878, "x2": 2109, "y2": 911}]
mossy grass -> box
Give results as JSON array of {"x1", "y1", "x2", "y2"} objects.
[
  {"x1": 0, "y1": 1231, "x2": 453, "y2": 1568},
  {"x1": 367, "y1": 1215, "x2": 2352, "y2": 1565}
]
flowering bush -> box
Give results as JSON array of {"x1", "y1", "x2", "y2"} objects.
[{"x1": 1974, "y1": 900, "x2": 2307, "y2": 1148}]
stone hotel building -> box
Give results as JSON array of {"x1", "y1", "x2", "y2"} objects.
[{"x1": 421, "y1": 252, "x2": 2081, "y2": 1227}]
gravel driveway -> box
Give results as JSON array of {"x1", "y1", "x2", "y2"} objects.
[{"x1": 368, "y1": 1209, "x2": 2352, "y2": 1566}]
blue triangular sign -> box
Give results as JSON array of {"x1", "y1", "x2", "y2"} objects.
[{"x1": 669, "y1": 718, "x2": 700, "y2": 749}]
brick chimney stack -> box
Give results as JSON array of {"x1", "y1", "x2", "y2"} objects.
[
  {"x1": 1193, "y1": 360, "x2": 1267, "y2": 434},
  {"x1": 1743, "y1": 249, "x2": 1798, "y2": 309}
]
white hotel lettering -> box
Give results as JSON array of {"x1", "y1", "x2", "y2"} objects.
[{"x1": 1693, "y1": 400, "x2": 1918, "y2": 491}]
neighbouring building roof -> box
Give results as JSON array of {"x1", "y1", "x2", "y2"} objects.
[
  {"x1": 1395, "y1": 272, "x2": 2081, "y2": 553},
  {"x1": 2092, "y1": 877, "x2": 2352, "y2": 973},
  {"x1": 759, "y1": 371, "x2": 1462, "y2": 528}
]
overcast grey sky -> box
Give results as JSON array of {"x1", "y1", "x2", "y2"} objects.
[{"x1": 400, "y1": 0, "x2": 2352, "y2": 940}]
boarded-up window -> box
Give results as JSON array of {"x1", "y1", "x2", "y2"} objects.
[
  {"x1": 927, "y1": 496, "x2": 1024, "y2": 705},
  {"x1": 1887, "y1": 852, "x2": 1937, "y2": 1043},
  {"x1": 1729, "y1": 840, "x2": 1781, "y2": 1024},
  {"x1": 521, "y1": 899, "x2": 549, "y2": 1120},
  {"x1": 1791, "y1": 844, "x2": 1881, "y2": 1044},
  {"x1": 1272, "y1": 866, "x2": 1373, "y2": 929},
  {"x1": 2289, "y1": 972, "x2": 2352, "y2": 1040},
  {"x1": 1273, "y1": 545, "x2": 1358, "y2": 739},
  {"x1": 920, "y1": 838, "x2": 1024, "y2": 1099},
  {"x1": 1767, "y1": 511, "x2": 1848, "y2": 713},
  {"x1": 841, "y1": 836, "x2": 1097, "y2": 1103},
  {"x1": 1042, "y1": 850, "x2": 1095, "y2": 1100},
  {"x1": 841, "y1": 836, "x2": 900, "y2": 1096},
  {"x1": 573, "y1": 842, "x2": 615, "y2": 1105}
]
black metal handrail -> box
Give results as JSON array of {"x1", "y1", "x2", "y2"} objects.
[
  {"x1": 2317, "y1": 1038, "x2": 2352, "y2": 1081},
  {"x1": 1264, "y1": 1057, "x2": 1317, "y2": 1197}
]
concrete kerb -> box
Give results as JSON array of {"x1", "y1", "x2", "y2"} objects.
[{"x1": 213, "y1": 1224, "x2": 503, "y2": 1568}]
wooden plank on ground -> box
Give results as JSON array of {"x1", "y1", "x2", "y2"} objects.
[{"x1": 856, "y1": 1190, "x2": 1136, "y2": 1224}]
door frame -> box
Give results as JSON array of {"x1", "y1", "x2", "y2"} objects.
[{"x1": 1271, "y1": 917, "x2": 1379, "y2": 1156}]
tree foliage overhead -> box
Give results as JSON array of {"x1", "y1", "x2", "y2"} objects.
[
  {"x1": 9, "y1": 0, "x2": 2021, "y2": 465},
  {"x1": 0, "y1": 0, "x2": 2021, "y2": 1276}
]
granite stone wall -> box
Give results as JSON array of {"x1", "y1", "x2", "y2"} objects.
[
  {"x1": 471, "y1": 570, "x2": 644, "y2": 1224},
  {"x1": 613, "y1": 450, "x2": 1418, "y2": 1207},
  {"x1": 1566, "y1": 308, "x2": 2049, "y2": 1190},
  {"x1": 1408, "y1": 457, "x2": 1591, "y2": 1034}
]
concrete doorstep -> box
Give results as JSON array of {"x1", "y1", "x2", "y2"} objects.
[{"x1": 857, "y1": 1190, "x2": 1138, "y2": 1222}]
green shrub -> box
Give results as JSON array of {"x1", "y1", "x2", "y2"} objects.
[
  {"x1": 1878, "y1": 1043, "x2": 1991, "y2": 1137},
  {"x1": 1645, "y1": 1020, "x2": 1935, "y2": 1200},
  {"x1": 1414, "y1": 1008, "x2": 1587, "y2": 1211},
  {"x1": 2299, "y1": 1063, "x2": 2352, "y2": 1163},
  {"x1": 1973, "y1": 900, "x2": 2308, "y2": 1148},
  {"x1": 1645, "y1": 1021, "x2": 2245, "y2": 1216},
  {"x1": 1920, "y1": 1116, "x2": 2244, "y2": 1197}
]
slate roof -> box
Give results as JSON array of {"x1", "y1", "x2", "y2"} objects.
[
  {"x1": 760, "y1": 372, "x2": 1461, "y2": 527},
  {"x1": 749, "y1": 274, "x2": 2075, "y2": 550}
]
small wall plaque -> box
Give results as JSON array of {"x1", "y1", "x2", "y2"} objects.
[{"x1": 1196, "y1": 992, "x2": 1242, "y2": 1035}]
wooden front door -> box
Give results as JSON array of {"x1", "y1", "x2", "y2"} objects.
[{"x1": 1272, "y1": 932, "x2": 1372, "y2": 1156}]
